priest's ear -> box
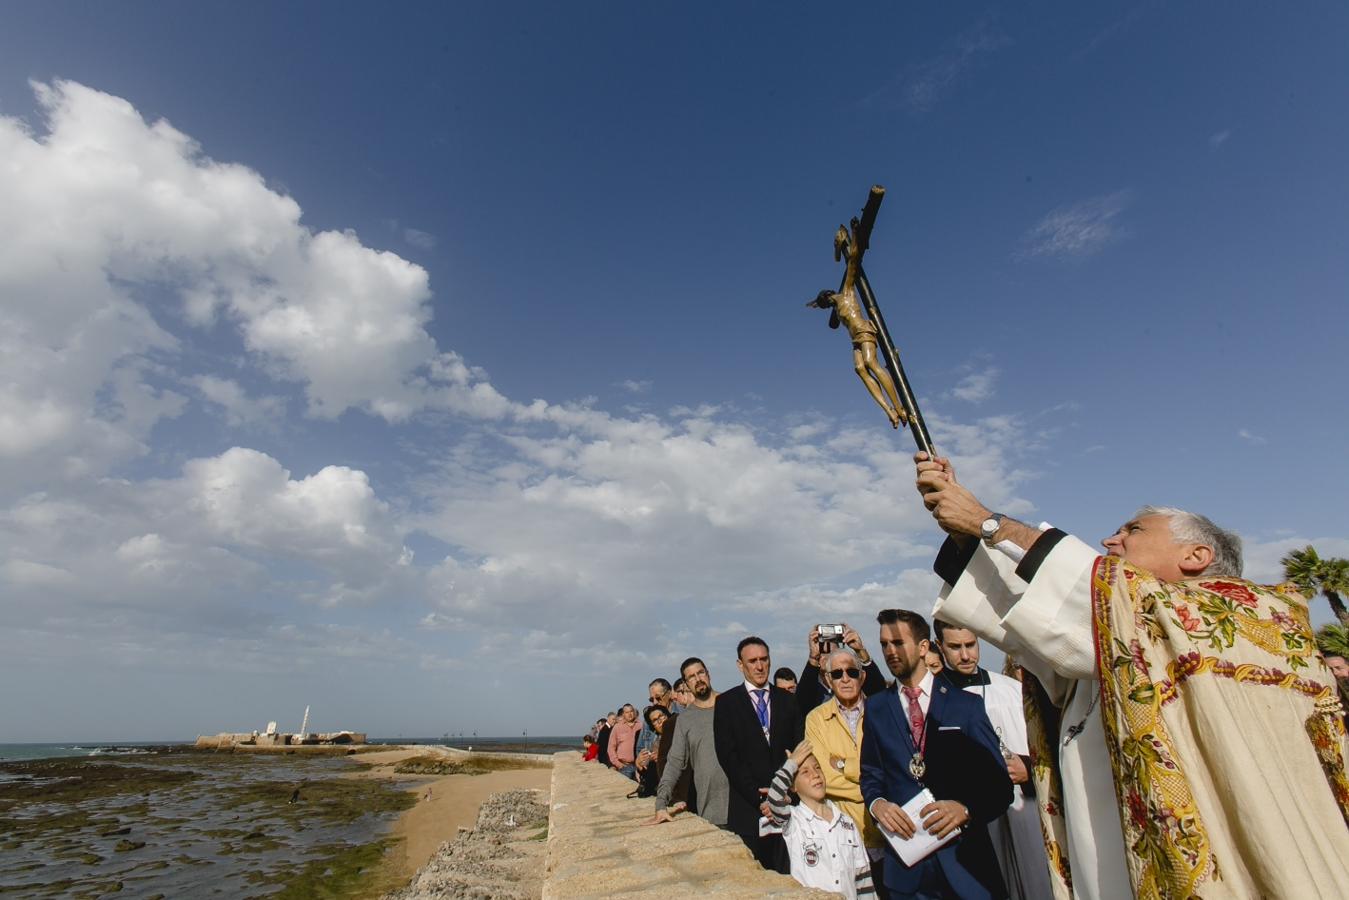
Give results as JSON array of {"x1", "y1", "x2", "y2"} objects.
[{"x1": 1179, "y1": 543, "x2": 1215, "y2": 576}]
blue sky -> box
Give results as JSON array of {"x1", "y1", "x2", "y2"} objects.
[{"x1": 3, "y1": 2, "x2": 1347, "y2": 741}]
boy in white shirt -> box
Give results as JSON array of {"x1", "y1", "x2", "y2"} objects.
[{"x1": 765, "y1": 740, "x2": 876, "y2": 899}]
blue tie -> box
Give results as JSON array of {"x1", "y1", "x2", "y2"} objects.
[{"x1": 752, "y1": 689, "x2": 769, "y2": 732}]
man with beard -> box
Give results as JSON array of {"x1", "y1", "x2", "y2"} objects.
[
  {"x1": 649, "y1": 657, "x2": 730, "y2": 828},
  {"x1": 934, "y1": 619, "x2": 1050, "y2": 900},
  {"x1": 861, "y1": 609, "x2": 1011, "y2": 899}
]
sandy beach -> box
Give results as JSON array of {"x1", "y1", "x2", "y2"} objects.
[{"x1": 351, "y1": 746, "x2": 553, "y2": 888}]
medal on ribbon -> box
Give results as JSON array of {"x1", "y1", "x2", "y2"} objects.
[{"x1": 908, "y1": 751, "x2": 926, "y2": 781}]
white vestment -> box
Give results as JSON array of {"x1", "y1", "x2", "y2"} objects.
[
  {"x1": 935, "y1": 536, "x2": 1134, "y2": 900},
  {"x1": 963, "y1": 670, "x2": 1054, "y2": 900}
]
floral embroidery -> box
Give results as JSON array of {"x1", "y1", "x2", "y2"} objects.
[
  {"x1": 1094, "y1": 556, "x2": 1216, "y2": 898},
  {"x1": 1092, "y1": 557, "x2": 1346, "y2": 898},
  {"x1": 1198, "y1": 579, "x2": 1259, "y2": 609},
  {"x1": 1022, "y1": 675, "x2": 1073, "y2": 899},
  {"x1": 1173, "y1": 603, "x2": 1202, "y2": 633},
  {"x1": 1155, "y1": 653, "x2": 1328, "y2": 705},
  {"x1": 1305, "y1": 699, "x2": 1349, "y2": 827}
]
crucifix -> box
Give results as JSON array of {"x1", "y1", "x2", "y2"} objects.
[{"x1": 808, "y1": 185, "x2": 935, "y2": 456}]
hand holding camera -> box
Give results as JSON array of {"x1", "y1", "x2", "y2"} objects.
[{"x1": 817, "y1": 623, "x2": 846, "y2": 656}]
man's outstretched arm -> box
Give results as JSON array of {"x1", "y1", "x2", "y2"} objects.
[{"x1": 916, "y1": 452, "x2": 1097, "y2": 686}]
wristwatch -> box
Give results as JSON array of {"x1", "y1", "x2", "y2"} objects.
[{"x1": 979, "y1": 513, "x2": 1005, "y2": 543}]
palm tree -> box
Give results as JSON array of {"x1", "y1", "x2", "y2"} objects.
[
  {"x1": 1316, "y1": 623, "x2": 1349, "y2": 660},
  {"x1": 1282, "y1": 546, "x2": 1349, "y2": 628}
]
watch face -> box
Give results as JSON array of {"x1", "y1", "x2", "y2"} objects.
[{"x1": 981, "y1": 517, "x2": 999, "y2": 537}]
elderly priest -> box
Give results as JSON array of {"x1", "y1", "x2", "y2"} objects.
[{"x1": 914, "y1": 452, "x2": 1349, "y2": 900}]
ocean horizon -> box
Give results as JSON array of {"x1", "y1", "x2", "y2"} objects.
[{"x1": 0, "y1": 735, "x2": 580, "y2": 763}]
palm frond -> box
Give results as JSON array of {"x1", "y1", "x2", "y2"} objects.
[{"x1": 1316, "y1": 624, "x2": 1349, "y2": 659}]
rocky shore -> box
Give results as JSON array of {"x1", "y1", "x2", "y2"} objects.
[{"x1": 386, "y1": 789, "x2": 549, "y2": 900}]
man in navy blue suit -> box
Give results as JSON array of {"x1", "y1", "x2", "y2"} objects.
[{"x1": 861, "y1": 609, "x2": 1012, "y2": 900}]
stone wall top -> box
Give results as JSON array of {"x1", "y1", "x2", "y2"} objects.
[{"x1": 543, "y1": 751, "x2": 831, "y2": 899}]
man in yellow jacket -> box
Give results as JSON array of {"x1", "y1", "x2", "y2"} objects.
[{"x1": 805, "y1": 646, "x2": 886, "y2": 891}]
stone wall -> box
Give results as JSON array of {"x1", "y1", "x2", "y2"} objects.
[{"x1": 543, "y1": 752, "x2": 830, "y2": 899}]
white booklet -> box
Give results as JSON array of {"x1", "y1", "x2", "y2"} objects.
[{"x1": 878, "y1": 788, "x2": 961, "y2": 866}]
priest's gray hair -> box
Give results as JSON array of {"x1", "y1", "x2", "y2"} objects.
[{"x1": 1132, "y1": 506, "x2": 1243, "y2": 578}]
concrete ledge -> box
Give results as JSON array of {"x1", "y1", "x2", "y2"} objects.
[{"x1": 543, "y1": 751, "x2": 830, "y2": 899}]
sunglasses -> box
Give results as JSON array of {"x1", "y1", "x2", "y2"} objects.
[{"x1": 828, "y1": 667, "x2": 862, "y2": 680}]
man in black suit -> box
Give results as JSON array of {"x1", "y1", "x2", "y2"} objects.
[
  {"x1": 595, "y1": 711, "x2": 615, "y2": 768},
  {"x1": 713, "y1": 635, "x2": 804, "y2": 872},
  {"x1": 862, "y1": 610, "x2": 1011, "y2": 899}
]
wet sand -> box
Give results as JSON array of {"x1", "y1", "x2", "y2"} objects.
[{"x1": 350, "y1": 746, "x2": 553, "y2": 886}]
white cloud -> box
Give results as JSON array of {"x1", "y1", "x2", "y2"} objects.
[
  {"x1": 0, "y1": 77, "x2": 1072, "y2": 733},
  {"x1": 191, "y1": 375, "x2": 285, "y2": 426},
  {"x1": 1019, "y1": 190, "x2": 1132, "y2": 259},
  {"x1": 403, "y1": 227, "x2": 437, "y2": 249},
  {"x1": 0, "y1": 447, "x2": 409, "y2": 624},
  {"x1": 866, "y1": 20, "x2": 1011, "y2": 113},
  {"x1": 618, "y1": 379, "x2": 652, "y2": 394},
  {"x1": 0, "y1": 79, "x2": 460, "y2": 499},
  {"x1": 949, "y1": 366, "x2": 999, "y2": 404},
  {"x1": 1209, "y1": 129, "x2": 1231, "y2": 150},
  {"x1": 402, "y1": 403, "x2": 1039, "y2": 645},
  {"x1": 1237, "y1": 428, "x2": 1266, "y2": 445}
]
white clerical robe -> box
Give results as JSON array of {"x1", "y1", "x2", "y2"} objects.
[
  {"x1": 963, "y1": 670, "x2": 1053, "y2": 900},
  {"x1": 936, "y1": 536, "x2": 1133, "y2": 900}
]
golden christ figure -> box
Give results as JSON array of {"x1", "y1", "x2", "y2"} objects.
[{"x1": 808, "y1": 223, "x2": 908, "y2": 429}]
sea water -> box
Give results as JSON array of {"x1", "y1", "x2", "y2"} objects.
[
  {"x1": 0, "y1": 748, "x2": 407, "y2": 897},
  {"x1": 0, "y1": 742, "x2": 178, "y2": 762}
]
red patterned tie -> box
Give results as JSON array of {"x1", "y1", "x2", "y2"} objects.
[{"x1": 901, "y1": 684, "x2": 925, "y2": 747}]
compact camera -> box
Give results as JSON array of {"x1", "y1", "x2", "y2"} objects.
[{"x1": 817, "y1": 623, "x2": 846, "y2": 653}]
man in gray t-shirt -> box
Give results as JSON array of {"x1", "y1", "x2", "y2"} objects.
[{"x1": 650, "y1": 657, "x2": 729, "y2": 827}]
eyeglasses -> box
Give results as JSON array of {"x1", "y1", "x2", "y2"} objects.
[{"x1": 828, "y1": 667, "x2": 861, "y2": 681}]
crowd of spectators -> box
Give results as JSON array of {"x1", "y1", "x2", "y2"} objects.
[
  {"x1": 579, "y1": 616, "x2": 1038, "y2": 900},
  {"x1": 574, "y1": 449, "x2": 1349, "y2": 898}
]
